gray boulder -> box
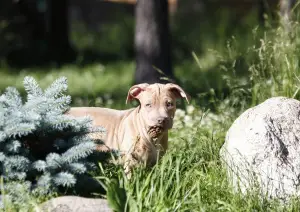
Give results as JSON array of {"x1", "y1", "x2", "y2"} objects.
[
  {"x1": 220, "y1": 97, "x2": 300, "y2": 200},
  {"x1": 40, "y1": 196, "x2": 112, "y2": 212}
]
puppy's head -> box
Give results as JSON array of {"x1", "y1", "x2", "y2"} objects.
[{"x1": 126, "y1": 83, "x2": 190, "y2": 138}]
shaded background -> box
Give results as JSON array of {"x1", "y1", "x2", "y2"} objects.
[{"x1": 0, "y1": 0, "x2": 296, "y2": 108}]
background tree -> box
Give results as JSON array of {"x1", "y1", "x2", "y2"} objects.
[
  {"x1": 47, "y1": 0, "x2": 76, "y2": 63},
  {"x1": 2, "y1": 0, "x2": 75, "y2": 66},
  {"x1": 134, "y1": 0, "x2": 174, "y2": 84}
]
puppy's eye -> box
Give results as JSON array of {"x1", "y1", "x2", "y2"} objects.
[
  {"x1": 166, "y1": 101, "x2": 174, "y2": 108},
  {"x1": 145, "y1": 103, "x2": 152, "y2": 107}
]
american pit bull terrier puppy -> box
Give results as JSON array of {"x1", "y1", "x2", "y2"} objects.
[{"x1": 67, "y1": 83, "x2": 189, "y2": 172}]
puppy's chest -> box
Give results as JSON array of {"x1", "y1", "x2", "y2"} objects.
[{"x1": 129, "y1": 135, "x2": 162, "y2": 166}]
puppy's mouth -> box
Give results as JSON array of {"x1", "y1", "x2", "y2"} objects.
[{"x1": 147, "y1": 126, "x2": 165, "y2": 138}]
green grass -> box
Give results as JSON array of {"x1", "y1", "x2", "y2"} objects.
[
  {"x1": 3, "y1": 9, "x2": 300, "y2": 212},
  {"x1": 98, "y1": 98, "x2": 300, "y2": 212},
  {"x1": 0, "y1": 61, "x2": 135, "y2": 109},
  {"x1": 0, "y1": 61, "x2": 134, "y2": 96},
  {"x1": 96, "y1": 19, "x2": 300, "y2": 211}
]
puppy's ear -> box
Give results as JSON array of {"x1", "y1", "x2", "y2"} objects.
[
  {"x1": 165, "y1": 83, "x2": 190, "y2": 104},
  {"x1": 126, "y1": 83, "x2": 150, "y2": 104}
]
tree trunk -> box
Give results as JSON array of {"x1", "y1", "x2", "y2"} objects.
[
  {"x1": 16, "y1": 0, "x2": 46, "y2": 41},
  {"x1": 134, "y1": 0, "x2": 173, "y2": 84},
  {"x1": 47, "y1": 0, "x2": 75, "y2": 63}
]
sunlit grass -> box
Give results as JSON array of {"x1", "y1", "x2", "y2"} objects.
[{"x1": 0, "y1": 62, "x2": 135, "y2": 98}]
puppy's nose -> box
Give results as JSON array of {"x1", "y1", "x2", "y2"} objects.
[
  {"x1": 158, "y1": 118, "x2": 164, "y2": 124},
  {"x1": 158, "y1": 116, "x2": 168, "y2": 124}
]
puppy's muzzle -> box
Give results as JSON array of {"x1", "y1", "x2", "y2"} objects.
[{"x1": 147, "y1": 125, "x2": 164, "y2": 138}]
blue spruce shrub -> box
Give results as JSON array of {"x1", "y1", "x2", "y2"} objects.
[{"x1": 0, "y1": 76, "x2": 108, "y2": 198}]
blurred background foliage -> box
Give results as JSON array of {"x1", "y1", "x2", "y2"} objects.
[{"x1": 0, "y1": 0, "x2": 295, "y2": 108}]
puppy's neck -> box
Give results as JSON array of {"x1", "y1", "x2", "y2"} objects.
[{"x1": 132, "y1": 107, "x2": 167, "y2": 146}]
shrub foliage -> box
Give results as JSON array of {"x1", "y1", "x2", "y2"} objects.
[{"x1": 0, "y1": 76, "x2": 106, "y2": 200}]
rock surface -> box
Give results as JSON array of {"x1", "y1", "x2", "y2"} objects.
[
  {"x1": 220, "y1": 97, "x2": 300, "y2": 200},
  {"x1": 40, "y1": 196, "x2": 112, "y2": 212}
]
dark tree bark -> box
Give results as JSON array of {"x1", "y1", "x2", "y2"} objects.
[
  {"x1": 47, "y1": 0, "x2": 76, "y2": 63},
  {"x1": 134, "y1": 0, "x2": 174, "y2": 84},
  {"x1": 16, "y1": 0, "x2": 46, "y2": 41}
]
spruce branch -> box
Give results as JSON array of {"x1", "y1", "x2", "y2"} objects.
[
  {"x1": 23, "y1": 76, "x2": 43, "y2": 101},
  {"x1": 0, "y1": 75, "x2": 111, "y2": 202}
]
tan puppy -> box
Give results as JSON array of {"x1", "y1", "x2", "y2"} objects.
[{"x1": 67, "y1": 83, "x2": 189, "y2": 172}]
